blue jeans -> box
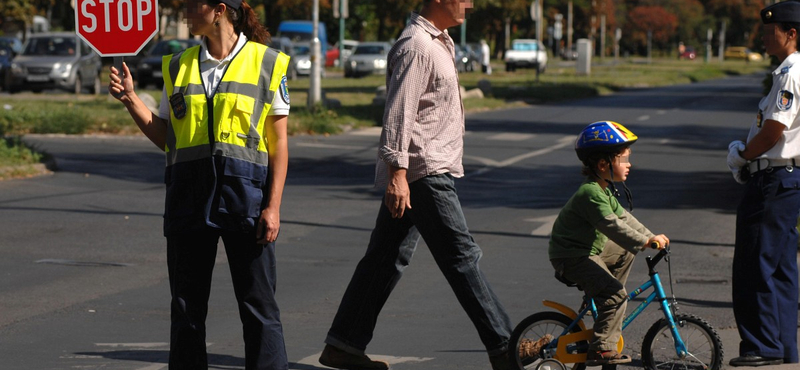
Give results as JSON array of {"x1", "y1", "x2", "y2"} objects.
[
  {"x1": 167, "y1": 227, "x2": 288, "y2": 370},
  {"x1": 326, "y1": 174, "x2": 513, "y2": 356},
  {"x1": 733, "y1": 168, "x2": 800, "y2": 363}
]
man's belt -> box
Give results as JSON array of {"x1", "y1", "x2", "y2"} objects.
[{"x1": 747, "y1": 158, "x2": 798, "y2": 173}]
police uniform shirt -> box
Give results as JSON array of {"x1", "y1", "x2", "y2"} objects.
[
  {"x1": 156, "y1": 33, "x2": 290, "y2": 120},
  {"x1": 749, "y1": 51, "x2": 800, "y2": 161}
]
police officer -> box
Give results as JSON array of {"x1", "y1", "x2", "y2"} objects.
[
  {"x1": 109, "y1": 0, "x2": 291, "y2": 369},
  {"x1": 727, "y1": 1, "x2": 800, "y2": 367}
]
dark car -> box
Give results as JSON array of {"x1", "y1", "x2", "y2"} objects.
[
  {"x1": 136, "y1": 39, "x2": 201, "y2": 89},
  {"x1": 0, "y1": 36, "x2": 23, "y2": 56},
  {"x1": 268, "y1": 37, "x2": 298, "y2": 80},
  {"x1": 7, "y1": 32, "x2": 103, "y2": 94},
  {"x1": 0, "y1": 46, "x2": 13, "y2": 92},
  {"x1": 455, "y1": 44, "x2": 479, "y2": 72},
  {"x1": 344, "y1": 42, "x2": 392, "y2": 78}
]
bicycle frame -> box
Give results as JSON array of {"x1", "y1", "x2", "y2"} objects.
[{"x1": 544, "y1": 248, "x2": 688, "y2": 361}]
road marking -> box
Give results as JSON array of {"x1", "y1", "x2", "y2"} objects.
[
  {"x1": 95, "y1": 342, "x2": 169, "y2": 348},
  {"x1": 296, "y1": 352, "x2": 434, "y2": 369},
  {"x1": 487, "y1": 133, "x2": 535, "y2": 141},
  {"x1": 525, "y1": 214, "x2": 559, "y2": 236},
  {"x1": 296, "y1": 142, "x2": 367, "y2": 150},
  {"x1": 466, "y1": 135, "x2": 573, "y2": 176},
  {"x1": 637, "y1": 115, "x2": 650, "y2": 121}
]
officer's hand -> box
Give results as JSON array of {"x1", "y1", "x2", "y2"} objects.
[
  {"x1": 727, "y1": 140, "x2": 747, "y2": 169},
  {"x1": 256, "y1": 208, "x2": 280, "y2": 244},
  {"x1": 727, "y1": 141, "x2": 748, "y2": 184},
  {"x1": 108, "y1": 62, "x2": 134, "y2": 102}
]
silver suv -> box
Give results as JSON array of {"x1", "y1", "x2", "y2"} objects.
[{"x1": 7, "y1": 33, "x2": 103, "y2": 94}]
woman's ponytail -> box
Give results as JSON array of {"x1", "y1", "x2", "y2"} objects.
[{"x1": 228, "y1": 1, "x2": 270, "y2": 44}]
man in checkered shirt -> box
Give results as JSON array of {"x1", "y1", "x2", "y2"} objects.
[{"x1": 319, "y1": 1, "x2": 524, "y2": 370}]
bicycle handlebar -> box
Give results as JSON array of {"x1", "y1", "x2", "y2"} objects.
[{"x1": 645, "y1": 246, "x2": 670, "y2": 272}]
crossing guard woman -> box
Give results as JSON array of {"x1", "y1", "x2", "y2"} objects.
[
  {"x1": 109, "y1": 0, "x2": 291, "y2": 369},
  {"x1": 727, "y1": 1, "x2": 800, "y2": 367}
]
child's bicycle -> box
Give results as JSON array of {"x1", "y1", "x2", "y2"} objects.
[{"x1": 510, "y1": 247, "x2": 724, "y2": 370}]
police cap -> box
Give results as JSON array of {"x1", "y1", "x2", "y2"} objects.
[{"x1": 761, "y1": 1, "x2": 800, "y2": 24}]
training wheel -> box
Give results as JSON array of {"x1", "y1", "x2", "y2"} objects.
[{"x1": 534, "y1": 358, "x2": 567, "y2": 370}]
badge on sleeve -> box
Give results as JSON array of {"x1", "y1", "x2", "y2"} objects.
[
  {"x1": 781, "y1": 66, "x2": 791, "y2": 75},
  {"x1": 757, "y1": 109, "x2": 763, "y2": 127},
  {"x1": 169, "y1": 93, "x2": 187, "y2": 119},
  {"x1": 279, "y1": 75, "x2": 290, "y2": 105},
  {"x1": 778, "y1": 90, "x2": 794, "y2": 111}
]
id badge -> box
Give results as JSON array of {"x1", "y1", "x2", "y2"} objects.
[{"x1": 169, "y1": 93, "x2": 187, "y2": 119}]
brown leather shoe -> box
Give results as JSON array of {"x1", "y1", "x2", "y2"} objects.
[
  {"x1": 585, "y1": 350, "x2": 632, "y2": 366},
  {"x1": 319, "y1": 344, "x2": 390, "y2": 370}
]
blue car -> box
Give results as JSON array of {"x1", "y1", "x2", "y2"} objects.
[{"x1": 136, "y1": 39, "x2": 200, "y2": 89}]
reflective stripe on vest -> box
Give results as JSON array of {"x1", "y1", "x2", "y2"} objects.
[{"x1": 162, "y1": 41, "x2": 290, "y2": 167}]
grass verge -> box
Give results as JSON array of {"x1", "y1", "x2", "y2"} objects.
[{"x1": 0, "y1": 57, "x2": 770, "y2": 179}]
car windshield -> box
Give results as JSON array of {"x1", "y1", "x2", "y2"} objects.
[
  {"x1": 23, "y1": 37, "x2": 76, "y2": 56},
  {"x1": 354, "y1": 45, "x2": 386, "y2": 55},
  {"x1": 293, "y1": 45, "x2": 310, "y2": 55},
  {"x1": 512, "y1": 42, "x2": 538, "y2": 51},
  {"x1": 149, "y1": 40, "x2": 195, "y2": 56}
]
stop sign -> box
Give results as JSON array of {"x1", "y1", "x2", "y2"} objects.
[{"x1": 75, "y1": 0, "x2": 159, "y2": 57}]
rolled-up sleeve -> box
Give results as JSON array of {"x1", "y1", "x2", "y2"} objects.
[{"x1": 379, "y1": 49, "x2": 431, "y2": 169}]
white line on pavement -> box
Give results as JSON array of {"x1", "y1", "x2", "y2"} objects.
[
  {"x1": 466, "y1": 135, "x2": 573, "y2": 176},
  {"x1": 525, "y1": 214, "x2": 559, "y2": 236}
]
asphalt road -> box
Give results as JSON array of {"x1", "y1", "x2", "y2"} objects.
[{"x1": 1, "y1": 72, "x2": 796, "y2": 370}]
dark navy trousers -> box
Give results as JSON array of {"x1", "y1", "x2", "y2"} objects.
[
  {"x1": 166, "y1": 227, "x2": 288, "y2": 370},
  {"x1": 733, "y1": 167, "x2": 800, "y2": 363}
]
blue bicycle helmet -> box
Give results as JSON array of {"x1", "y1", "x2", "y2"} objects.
[
  {"x1": 575, "y1": 121, "x2": 638, "y2": 162},
  {"x1": 575, "y1": 121, "x2": 638, "y2": 210}
]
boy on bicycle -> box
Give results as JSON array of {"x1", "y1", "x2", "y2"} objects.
[{"x1": 548, "y1": 121, "x2": 669, "y2": 366}]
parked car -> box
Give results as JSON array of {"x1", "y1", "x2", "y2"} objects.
[
  {"x1": 6, "y1": 32, "x2": 103, "y2": 94},
  {"x1": 560, "y1": 44, "x2": 578, "y2": 60},
  {"x1": 344, "y1": 42, "x2": 392, "y2": 78},
  {"x1": 504, "y1": 39, "x2": 548, "y2": 73},
  {"x1": 292, "y1": 42, "x2": 326, "y2": 77},
  {"x1": 268, "y1": 36, "x2": 298, "y2": 80},
  {"x1": 455, "y1": 44, "x2": 479, "y2": 72},
  {"x1": 0, "y1": 36, "x2": 23, "y2": 56},
  {"x1": 679, "y1": 46, "x2": 697, "y2": 60},
  {"x1": 724, "y1": 46, "x2": 763, "y2": 62},
  {"x1": 136, "y1": 38, "x2": 200, "y2": 89},
  {"x1": 326, "y1": 39, "x2": 358, "y2": 67}
]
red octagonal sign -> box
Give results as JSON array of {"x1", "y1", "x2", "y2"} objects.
[{"x1": 75, "y1": 0, "x2": 159, "y2": 57}]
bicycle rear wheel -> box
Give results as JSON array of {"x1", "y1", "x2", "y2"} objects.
[
  {"x1": 510, "y1": 311, "x2": 587, "y2": 370},
  {"x1": 641, "y1": 314, "x2": 723, "y2": 370}
]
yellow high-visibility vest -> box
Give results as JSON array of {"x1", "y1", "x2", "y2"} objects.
[{"x1": 160, "y1": 41, "x2": 290, "y2": 235}]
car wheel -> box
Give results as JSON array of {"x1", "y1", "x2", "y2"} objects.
[
  {"x1": 92, "y1": 73, "x2": 102, "y2": 95},
  {"x1": 137, "y1": 78, "x2": 148, "y2": 90},
  {"x1": 155, "y1": 80, "x2": 164, "y2": 90},
  {"x1": 506, "y1": 63, "x2": 513, "y2": 72},
  {"x1": 74, "y1": 74, "x2": 82, "y2": 95}
]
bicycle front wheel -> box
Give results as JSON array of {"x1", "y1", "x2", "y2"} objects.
[
  {"x1": 510, "y1": 311, "x2": 587, "y2": 370},
  {"x1": 641, "y1": 314, "x2": 724, "y2": 370}
]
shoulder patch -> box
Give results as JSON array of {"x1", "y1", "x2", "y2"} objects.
[
  {"x1": 778, "y1": 90, "x2": 794, "y2": 111},
  {"x1": 781, "y1": 66, "x2": 791, "y2": 74},
  {"x1": 280, "y1": 75, "x2": 290, "y2": 105}
]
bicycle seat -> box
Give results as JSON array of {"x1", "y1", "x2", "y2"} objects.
[{"x1": 554, "y1": 271, "x2": 583, "y2": 291}]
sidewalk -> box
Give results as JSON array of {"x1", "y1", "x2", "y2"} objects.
[{"x1": 718, "y1": 327, "x2": 800, "y2": 369}]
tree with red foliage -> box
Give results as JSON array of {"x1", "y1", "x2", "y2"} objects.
[{"x1": 626, "y1": 5, "x2": 678, "y2": 54}]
